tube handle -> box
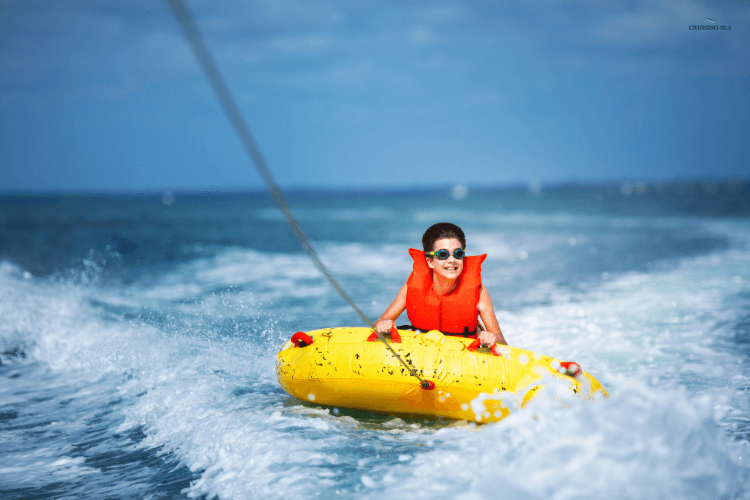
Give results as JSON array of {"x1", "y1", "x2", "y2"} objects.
[
  {"x1": 558, "y1": 361, "x2": 582, "y2": 378},
  {"x1": 291, "y1": 332, "x2": 313, "y2": 347},
  {"x1": 367, "y1": 325, "x2": 402, "y2": 343},
  {"x1": 466, "y1": 338, "x2": 502, "y2": 356}
]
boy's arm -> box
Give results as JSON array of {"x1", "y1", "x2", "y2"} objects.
[
  {"x1": 373, "y1": 283, "x2": 408, "y2": 333},
  {"x1": 478, "y1": 286, "x2": 508, "y2": 345}
]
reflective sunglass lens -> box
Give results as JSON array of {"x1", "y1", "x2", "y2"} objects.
[{"x1": 432, "y1": 249, "x2": 464, "y2": 259}]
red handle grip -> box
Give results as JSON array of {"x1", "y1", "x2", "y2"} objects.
[
  {"x1": 291, "y1": 332, "x2": 313, "y2": 347},
  {"x1": 467, "y1": 339, "x2": 501, "y2": 356},
  {"x1": 389, "y1": 325, "x2": 402, "y2": 343},
  {"x1": 559, "y1": 361, "x2": 582, "y2": 378},
  {"x1": 367, "y1": 325, "x2": 402, "y2": 343}
]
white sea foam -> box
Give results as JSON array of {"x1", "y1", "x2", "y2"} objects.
[{"x1": 375, "y1": 380, "x2": 748, "y2": 500}]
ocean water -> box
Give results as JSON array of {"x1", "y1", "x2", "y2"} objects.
[{"x1": 1, "y1": 182, "x2": 750, "y2": 500}]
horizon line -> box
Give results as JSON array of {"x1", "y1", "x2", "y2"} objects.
[{"x1": 1, "y1": 176, "x2": 748, "y2": 196}]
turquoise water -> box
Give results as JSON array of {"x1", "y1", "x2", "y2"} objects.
[{"x1": 1, "y1": 182, "x2": 749, "y2": 499}]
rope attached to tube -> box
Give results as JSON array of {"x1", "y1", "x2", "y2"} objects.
[{"x1": 165, "y1": 0, "x2": 433, "y2": 389}]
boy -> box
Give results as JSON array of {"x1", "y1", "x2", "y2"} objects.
[{"x1": 373, "y1": 222, "x2": 507, "y2": 346}]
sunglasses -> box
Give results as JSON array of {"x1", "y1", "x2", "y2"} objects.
[{"x1": 429, "y1": 248, "x2": 465, "y2": 260}]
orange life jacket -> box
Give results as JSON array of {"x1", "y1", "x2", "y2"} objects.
[{"x1": 405, "y1": 248, "x2": 486, "y2": 335}]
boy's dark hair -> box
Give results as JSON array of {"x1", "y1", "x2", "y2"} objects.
[{"x1": 422, "y1": 222, "x2": 466, "y2": 253}]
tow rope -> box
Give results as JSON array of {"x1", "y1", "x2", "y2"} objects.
[{"x1": 165, "y1": 0, "x2": 433, "y2": 389}]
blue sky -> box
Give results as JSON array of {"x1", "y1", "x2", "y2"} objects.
[{"x1": 1, "y1": 0, "x2": 748, "y2": 191}]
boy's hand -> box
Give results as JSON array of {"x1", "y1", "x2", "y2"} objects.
[
  {"x1": 478, "y1": 330, "x2": 505, "y2": 346},
  {"x1": 373, "y1": 317, "x2": 395, "y2": 334},
  {"x1": 477, "y1": 330, "x2": 496, "y2": 346}
]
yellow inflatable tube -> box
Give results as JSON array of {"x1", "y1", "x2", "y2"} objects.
[{"x1": 276, "y1": 327, "x2": 608, "y2": 423}]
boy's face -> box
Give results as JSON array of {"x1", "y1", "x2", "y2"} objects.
[{"x1": 426, "y1": 237, "x2": 464, "y2": 281}]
